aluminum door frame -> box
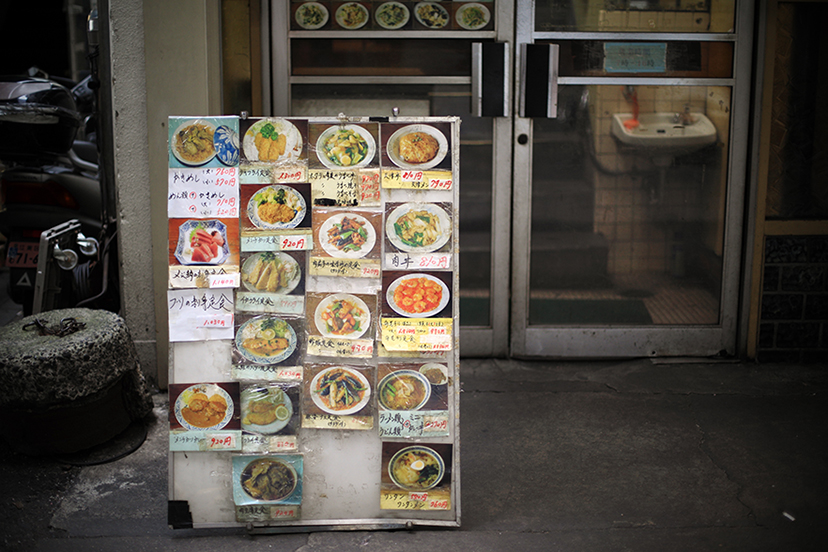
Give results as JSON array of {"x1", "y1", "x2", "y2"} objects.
[
  {"x1": 510, "y1": 0, "x2": 756, "y2": 358},
  {"x1": 265, "y1": 1, "x2": 514, "y2": 357}
]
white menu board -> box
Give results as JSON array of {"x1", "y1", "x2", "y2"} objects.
[{"x1": 167, "y1": 115, "x2": 460, "y2": 530}]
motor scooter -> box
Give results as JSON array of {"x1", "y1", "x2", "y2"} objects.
[{"x1": 0, "y1": 72, "x2": 119, "y2": 315}]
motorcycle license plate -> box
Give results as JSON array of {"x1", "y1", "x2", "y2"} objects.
[{"x1": 6, "y1": 241, "x2": 39, "y2": 268}]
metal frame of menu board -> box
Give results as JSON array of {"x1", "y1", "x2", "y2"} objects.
[{"x1": 166, "y1": 115, "x2": 460, "y2": 531}]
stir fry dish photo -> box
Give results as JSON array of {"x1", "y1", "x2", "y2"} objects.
[
  {"x1": 310, "y1": 367, "x2": 371, "y2": 415},
  {"x1": 315, "y1": 294, "x2": 369, "y2": 339},
  {"x1": 317, "y1": 212, "x2": 377, "y2": 258},
  {"x1": 335, "y1": 2, "x2": 369, "y2": 29},
  {"x1": 375, "y1": 2, "x2": 409, "y2": 29},
  {"x1": 388, "y1": 202, "x2": 451, "y2": 252},
  {"x1": 318, "y1": 126, "x2": 372, "y2": 168},
  {"x1": 295, "y1": 2, "x2": 328, "y2": 29}
]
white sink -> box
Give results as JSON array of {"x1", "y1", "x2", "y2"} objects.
[{"x1": 611, "y1": 112, "x2": 717, "y2": 159}]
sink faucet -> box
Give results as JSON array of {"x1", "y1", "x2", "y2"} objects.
[{"x1": 674, "y1": 105, "x2": 694, "y2": 125}]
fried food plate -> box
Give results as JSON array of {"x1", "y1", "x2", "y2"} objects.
[
  {"x1": 386, "y1": 124, "x2": 449, "y2": 170},
  {"x1": 241, "y1": 252, "x2": 301, "y2": 294},
  {"x1": 174, "y1": 384, "x2": 234, "y2": 431},
  {"x1": 243, "y1": 118, "x2": 303, "y2": 163},
  {"x1": 241, "y1": 386, "x2": 293, "y2": 434},
  {"x1": 235, "y1": 316, "x2": 297, "y2": 365},
  {"x1": 247, "y1": 184, "x2": 306, "y2": 230}
]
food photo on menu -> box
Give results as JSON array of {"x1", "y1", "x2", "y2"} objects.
[
  {"x1": 241, "y1": 183, "x2": 311, "y2": 232},
  {"x1": 240, "y1": 382, "x2": 300, "y2": 437},
  {"x1": 380, "y1": 122, "x2": 451, "y2": 171},
  {"x1": 306, "y1": 291, "x2": 376, "y2": 341},
  {"x1": 382, "y1": 270, "x2": 452, "y2": 318},
  {"x1": 168, "y1": 116, "x2": 240, "y2": 169},
  {"x1": 232, "y1": 454, "x2": 303, "y2": 506},
  {"x1": 302, "y1": 363, "x2": 374, "y2": 422},
  {"x1": 381, "y1": 442, "x2": 452, "y2": 500},
  {"x1": 312, "y1": 208, "x2": 381, "y2": 259},
  {"x1": 169, "y1": 382, "x2": 241, "y2": 433},
  {"x1": 168, "y1": 217, "x2": 239, "y2": 268},
  {"x1": 385, "y1": 201, "x2": 452, "y2": 254},
  {"x1": 239, "y1": 250, "x2": 305, "y2": 296},
  {"x1": 232, "y1": 314, "x2": 303, "y2": 368},
  {"x1": 377, "y1": 362, "x2": 448, "y2": 413},
  {"x1": 240, "y1": 117, "x2": 306, "y2": 165},
  {"x1": 308, "y1": 122, "x2": 379, "y2": 169}
]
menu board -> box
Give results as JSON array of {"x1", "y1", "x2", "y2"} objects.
[{"x1": 167, "y1": 115, "x2": 459, "y2": 529}]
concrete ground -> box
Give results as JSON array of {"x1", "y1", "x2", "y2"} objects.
[{"x1": 2, "y1": 356, "x2": 827, "y2": 551}]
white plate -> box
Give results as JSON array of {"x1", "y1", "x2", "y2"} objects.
[
  {"x1": 242, "y1": 118, "x2": 303, "y2": 164},
  {"x1": 314, "y1": 293, "x2": 371, "y2": 340},
  {"x1": 375, "y1": 2, "x2": 409, "y2": 30},
  {"x1": 295, "y1": 2, "x2": 329, "y2": 29},
  {"x1": 455, "y1": 2, "x2": 490, "y2": 30},
  {"x1": 247, "y1": 185, "x2": 306, "y2": 230},
  {"x1": 174, "y1": 219, "x2": 230, "y2": 265},
  {"x1": 171, "y1": 119, "x2": 217, "y2": 166},
  {"x1": 319, "y1": 212, "x2": 376, "y2": 259},
  {"x1": 241, "y1": 252, "x2": 301, "y2": 294},
  {"x1": 335, "y1": 2, "x2": 369, "y2": 29},
  {"x1": 386, "y1": 124, "x2": 449, "y2": 170},
  {"x1": 241, "y1": 386, "x2": 293, "y2": 435},
  {"x1": 414, "y1": 2, "x2": 449, "y2": 29},
  {"x1": 235, "y1": 316, "x2": 297, "y2": 365},
  {"x1": 174, "y1": 384, "x2": 234, "y2": 431},
  {"x1": 386, "y1": 273, "x2": 450, "y2": 318},
  {"x1": 378, "y1": 370, "x2": 432, "y2": 411},
  {"x1": 310, "y1": 367, "x2": 371, "y2": 416},
  {"x1": 315, "y1": 124, "x2": 376, "y2": 169},
  {"x1": 386, "y1": 202, "x2": 451, "y2": 253}
]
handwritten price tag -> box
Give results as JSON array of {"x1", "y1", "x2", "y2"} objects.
[
  {"x1": 428, "y1": 177, "x2": 452, "y2": 190},
  {"x1": 401, "y1": 170, "x2": 424, "y2": 182},
  {"x1": 274, "y1": 169, "x2": 306, "y2": 183},
  {"x1": 208, "y1": 273, "x2": 240, "y2": 288},
  {"x1": 280, "y1": 235, "x2": 308, "y2": 250},
  {"x1": 361, "y1": 264, "x2": 381, "y2": 278},
  {"x1": 207, "y1": 433, "x2": 237, "y2": 450},
  {"x1": 197, "y1": 314, "x2": 234, "y2": 328}
]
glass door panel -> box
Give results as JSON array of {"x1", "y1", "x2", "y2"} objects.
[{"x1": 529, "y1": 84, "x2": 731, "y2": 327}]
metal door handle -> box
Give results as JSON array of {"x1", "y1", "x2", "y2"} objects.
[
  {"x1": 519, "y1": 43, "x2": 559, "y2": 118},
  {"x1": 471, "y1": 42, "x2": 510, "y2": 117}
]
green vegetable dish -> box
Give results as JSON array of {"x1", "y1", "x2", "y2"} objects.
[{"x1": 322, "y1": 127, "x2": 369, "y2": 167}]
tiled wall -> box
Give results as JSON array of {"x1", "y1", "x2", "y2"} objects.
[
  {"x1": 588, "y1": 85, "x2": 729, "y2": 277},
  {"x1": 758, "y1": 236, "x2": 828, "y2": 363}
]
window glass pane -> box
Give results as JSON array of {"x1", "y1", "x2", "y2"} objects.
[
  {"x1": 535, "y1": 0, "x2": 736, "y2": 33},
  {"x1": 529, "y1": 85, "x2": 731, "y2": 325},
  {"x1": 291, "y1": 39, "x2": 473, "y2": 77},
  {"x1": 545, "y1": 40, "x2": 733, "y2": 78}
]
